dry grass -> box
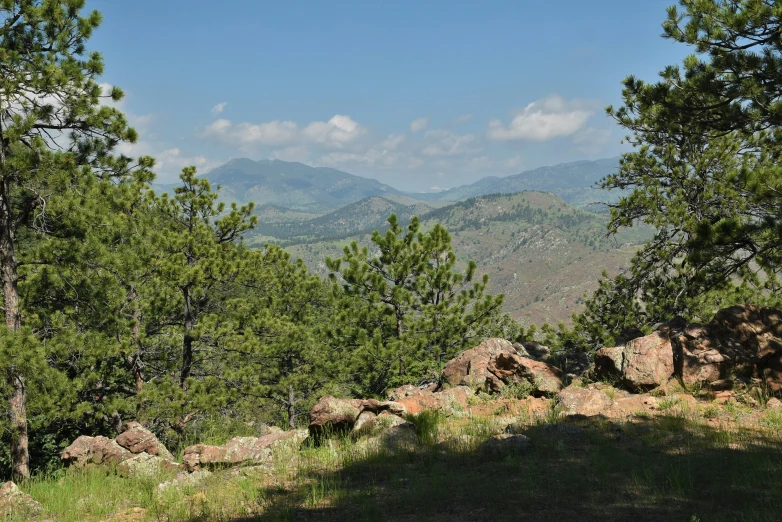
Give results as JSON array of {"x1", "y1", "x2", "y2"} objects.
[{"x1": 12, "y1": 397, "x2": 782, "y2": 522}]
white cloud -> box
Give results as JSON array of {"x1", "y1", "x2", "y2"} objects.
[
  {"x1": 429, "y1": 186, "x2": 445, "y2": 192},
  {"x1": 301, "y1": 115, "x2": 366, "y2": 148},
  {"x1": 155, "y1": 148, "x2": 212, "y2": 173},
  {"x1": 211, "y1": 102, "x2": 228, "y2": 116},
  {"x1": 410, "y1": 117, "x2": 429, "y2": 133},
  {"x1": 202, "y1": 114, "x2": 365, "y2": 151},
  {"x1": 487, "y1": 95, "x2": 592, "y2": 141},
  {"x1": 420, "y1": 130, "x2": 479, "y2": 157}
]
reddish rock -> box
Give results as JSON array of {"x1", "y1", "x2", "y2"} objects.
[
  {"x1": 395, "y1": 386, "x2": 471, "y2": 415},
  {"x1": 116, "y1": 422, "x2": 173, "y2": 460},
  {"x1": 441, "y1": 338, "x2": 517, "y2": 391},
  {"x1": 387, "y1": 384, "x2": 422, "y2": 401},
  {"x1": 557, "y1": 386, "x2": 613, "y2": 417},
  {"x1": 61, "y1": 435, "x2": 131, "y2": 467},
  {"x1": 556, "y1": 384, "x2": 661, "y2": 420},
  {"x1": 595, "y1": 332, "x2": 675, "y2": 390},
  {"x1": 488, "y1": 352, "x2": 563, "y2": 395},
  {"x1": 673, "y1": 305, "x2": 782, "y2": 390},
  {"x1": 183, "y1": 429, "x2": 307, "y2": 471},
  {"x1": 308, "y1": 396, "x2": 363, "y2": 436},
  {"x1": 308, "y1": 395, "x2": 407, "y2": 438}
]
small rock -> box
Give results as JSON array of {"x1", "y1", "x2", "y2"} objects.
[
  {"x1": 352, "y1": 410, "x2": 377, "y2": 436},
  {"x1": 481, "y1": 434, "x2": 530, "y2": 455},
  {"x1": 767, "y1": 397, "x2": 782, "y2": 409},
  {"x1": 118, "y1": 453, "x2": 182, "y2": 477},
  {"x1": 157, "y1": 470, "x2": 213, "y2": 493},
  {"x1": 0, "y1": 481, "x2": 43, "y2": 518},
  {"x1": 183, "y1": 429, "x2": 308, "y2": 471}
]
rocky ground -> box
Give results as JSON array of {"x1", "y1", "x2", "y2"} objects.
[{"x1": 4, "y1": 304, "x2": 782, "y2": 521}]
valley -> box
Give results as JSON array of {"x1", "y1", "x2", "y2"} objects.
[{"x1": 247, "y1": 191, "x2": 650, "y2": 326}]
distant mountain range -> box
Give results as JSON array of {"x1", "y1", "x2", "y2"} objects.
[
  {"x1": 159, "y1": 156, "x2": 623, "y2": 214},
  {"x1": 251, "y1": 196, "x2": 439, "y2": 244},
  {"x1": 415, "y1": 157, "x2": 621, "y2": 208},
  {"x1": 150, "y1": 156, "x2": 645, "y2": 325},
  {"x1": 275, "y1": 192, "x2": 650, "y2": 326},
  {"x1": 203, "y1": 158, "x2": 405, "y2": 213}
]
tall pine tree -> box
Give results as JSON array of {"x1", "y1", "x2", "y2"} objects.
[{"x1": 0, "y1": 0, "x2": 147, "y2": 479}]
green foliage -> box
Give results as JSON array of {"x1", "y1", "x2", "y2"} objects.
[
  {"x1": 499, "y1": 380, "x2": 536, "y2": 400},
  {"x1": 403, "y1": 409, "x2": 443, "y2": 446},
  {"x1": 594, "y1": 0, "x2": 782, "y2": 337},
  {"x1": 326, "y1": 213, "x2": 508, "y2": 396}
]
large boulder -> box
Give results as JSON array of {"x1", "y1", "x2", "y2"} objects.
[
  {"x1": 308, "y1": 395, "x2": 406, "y2": 438},
  {"x1": 674, "y1": 305, "x2": 782, "y2": 390},
  {"x1": 595, "y1": 332, "x2": 675, "y2": 390},
  {"x1": 487, "y1": 352, "x2": 563, "y2": 395},
  {"x1": 556, "y1": 384, "x2": 661, "y2": 420},
  {"x1": 183, "y1": 429, "x2": 308, "y2": 472},
  {"x1": 519, "y1": 341, "x2": 551, "y2": 361},
  {"x1": 61, "y1": 422, "x2": 175, "y2": 470},
  {"x1": 441, "y1": 338, "x2": 518, "y2": 391},
  {"x1": 0, "y1": 482, "x2": 42, "y2": 518},
  {"x1": 116, "y1": 422, "x2": 174, "y2": 460},
  {"x1": 61, "y1": 435, "x2": 132, "y2": 467},
  {"x1": 157, "y1": 470, "x2": 213, "y2": 493},
  {"x1": 442, "y1": 338, "x2": 562, "y2": 394},
  {"x1": 118, "y1": 453, "x2": 183, "y2": 478},
  {"x1": 393, "y1": 386, "x2": 471, "y2": 415},
  {"x1": 557, "y1": 386, "x2": 613, "y2": 417}
]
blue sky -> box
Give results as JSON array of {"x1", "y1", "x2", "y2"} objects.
[{"x1": 89, "y1": 0, "x2": 688, "y2": 191}]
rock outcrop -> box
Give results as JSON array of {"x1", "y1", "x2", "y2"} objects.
[
  {"x1": 308, "y1": 395, "x2": 406, "y2": 438},
  {"x1": 0, "y1": 481, "x2": 42, "y2": 518},
  {"x1": 390, "y1": 386, "x2": 472, "y2": 415},
  {"x1": 442, "y1": 338, "x2": 562, "y2": 395},
  {"x1": 183, "y1": 429, "x2": 308, "y2": 472},
  {"x1": 596, "y1": 305, "x2": 782, "y2": 391},
  {"x1": 441, "y1": 338, "x2": 517, "y2": 391},
  {"x1": 595, "y1": 332, "x2": 675, "y2": 390},
  {"x1": 487, "y1": 352, "x2": 563, "y2": 394},
  {"x1": 61, "y1": 421, "x2": 178, "y2": 475},
  {"x1": 556, "y1": 383, "x2": 696, "y2": 420},
  {"x1": 116, "y1": 422, "x2": 174, "y2": 460},
  {"x1": 675, "y1": 305, "x2": 782, "y2": 390},
  {"x1": 61, "y1": 435, "x2": 132, "y2": 467}
]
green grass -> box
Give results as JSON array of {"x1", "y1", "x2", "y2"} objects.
[{"x1": 13, "y1": 402, "x2": 782, "y2": 521}]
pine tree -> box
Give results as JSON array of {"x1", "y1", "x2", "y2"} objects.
[
  {"x1": 0, "y1": 0, "x2": 146, "y2": 479},
  {"x1": 153, "y1": 167, "x2": 256, "y2": 390},
  {"x1": 205, "y1": 246, "x2": 336, "y2": 429},
  {"x1": 326, "y1": 214, "x2": 506, "y2": 396},
  {"x1": 603, "y1": 0, "x2": 782, "y2": 316}
]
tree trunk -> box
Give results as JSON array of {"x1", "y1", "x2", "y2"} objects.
[
  {"x1": 396, "y1": 309, "x2": 405, "y2": 376},
  {"x1": 0, "y1": 180, "x2": 29, "y2": 480},
  {"x1": 287, "y1": 384, "x2": 296, "y2": 430},
  {"x1": 180, "y1": 286, "x2": 194, "y2": 388},
  {"x1": 129, "y1": 287, "x2": 144, "y2": 393}
]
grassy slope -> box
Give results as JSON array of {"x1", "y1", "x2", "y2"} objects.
[
  {"x1": 282, "y1": 192, "x2": 651, "y2": 326},
  {"x1": 16, "y1": 393, "x2": 782, "y2": 521}
]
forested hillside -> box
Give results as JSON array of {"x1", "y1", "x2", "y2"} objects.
[
  {"x1": 284, "y1": 192, "x2": 650, "y2": 325},
  {"x1": 2, "y1": 5, "x2": 782, "y2": 519}
]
